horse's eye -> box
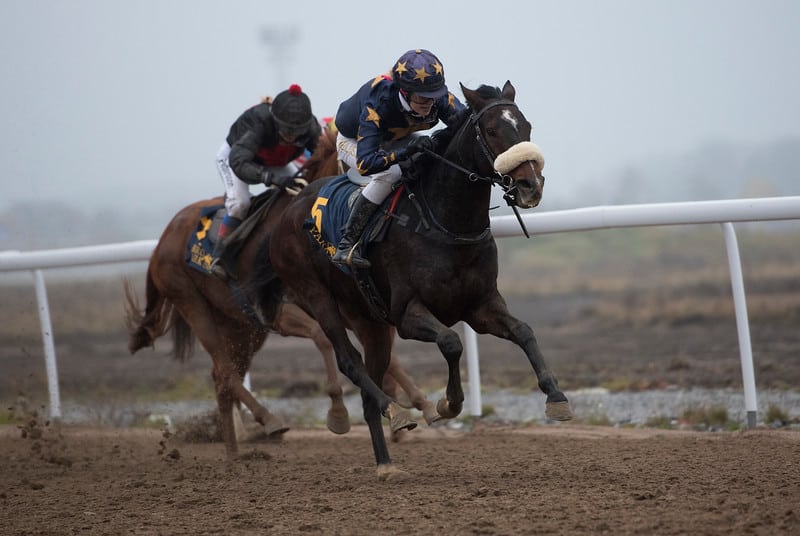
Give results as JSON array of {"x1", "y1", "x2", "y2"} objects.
[{"x1": 485, "y1": 128, "x2": 497, "y2": 137}]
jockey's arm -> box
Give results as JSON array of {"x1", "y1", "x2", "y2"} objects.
[
  {"x1": 440, "y1": 93, "x2": 467, "y2": 124},
  {"x1": 229, "y1": 128, "x2": 268, "y2": 185},
  {"x1": 354, "y1": 123, "x2": 398, "y2": 175}
]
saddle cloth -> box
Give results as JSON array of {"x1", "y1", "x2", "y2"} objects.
[
  {"x1": 185, "y1": 204, "x2": 225, "y2": 274},
  {"x1": 305, "y1": 175, "x2": 397, "y2": 270},
  {"x1": 184, "y1": 189, "x2": 280, "y2": 274}
]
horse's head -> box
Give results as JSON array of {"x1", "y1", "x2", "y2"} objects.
[{"x1": 460, "y1": 81, "x2": 545, "y2": 209}]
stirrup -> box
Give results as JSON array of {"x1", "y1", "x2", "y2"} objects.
[
  {"x1": 208, "y1": 256, "x2": 233, "y2": 281},
  {"x1": 342, "y1": 246, "x2": 371, "y2": 269}
]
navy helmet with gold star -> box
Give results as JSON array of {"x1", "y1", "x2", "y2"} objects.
[{"x1": 392, "y1": 49, "x2": 448, "y2": 99}]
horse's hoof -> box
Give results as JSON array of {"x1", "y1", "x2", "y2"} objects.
[
  {"x1": 436, "y1": 397, "x2": 462, "y2": 419},
  {"x1": 376, "y1": 463, "x2": 408, "y2": 482},
  {"x1": 545, "y1": 400, "x2": 574, "y2": 421},
  {"x1": 420, "y1": 400, "x2": 442, "y2": 425},
  {"x1": 264, "y1": 415, "x2": 290, "y2": 436},
  {"x1": 386, "y1": 402, "x2": 417, "y2": 433},
  {"x1": 326, "y1": 408, "x2": 351, "y2": 435}
]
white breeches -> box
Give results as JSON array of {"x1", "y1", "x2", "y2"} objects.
[
  {"x1": 215, "y1": 142, "x2": 299, "y2": 220},
  {"x1": 336, "y1": 133, "x2": 403, "y2": 204}
]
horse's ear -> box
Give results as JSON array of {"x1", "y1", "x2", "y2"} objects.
[
  {"x1": 460, "y1": 82, "x2": 480, "y2": 108},
  {"x1": 501, "y1": 81, "x2": 516, "y2": 101}
]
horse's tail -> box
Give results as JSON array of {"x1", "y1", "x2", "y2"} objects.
[{"x1": 123, "y1": 268, "x2": 195, "y2": 362}]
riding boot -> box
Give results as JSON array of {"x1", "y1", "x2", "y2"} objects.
[
  {"x1": 331, "y1": 193, "x2": 380, "y2": 269},
  {"x1": 209, "y1": 215, "x2": 241, "y2": 280}
]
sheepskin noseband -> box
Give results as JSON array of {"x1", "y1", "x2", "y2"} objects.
[{"x1": 493, "y1": 142, "x2": 545, "y2": 175}]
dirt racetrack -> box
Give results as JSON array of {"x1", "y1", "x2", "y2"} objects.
[
  {"x1": 2, "y1": 227, "x2": 800, "y2": 534},
  {"x1": 2, "y1": 422, "x2": 799, "y2": 535}
]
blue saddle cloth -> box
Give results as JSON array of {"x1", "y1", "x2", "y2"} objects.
[{"x1": 305, "y1": 175, "x2": 363, "y2": 258}]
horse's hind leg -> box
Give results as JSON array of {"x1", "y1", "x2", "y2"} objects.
[
  {"x1": 209, "y1": 364, "x2": 240, "y2": 458},
  {"x1": 210, "y1": 349, "x2": 289, "y2": 456},
  {"x1": 302, "y1": 296, "x2": 402, "y2": 468},
  {"x1": 177, "y1": 301, "x2": 287, "y2": 458},
  {"x1": 356, "y1": 323, "x2": 415, "y2": 475},
  {"x1": 272, "y1": 303, "x2": 350, "y2": 434},
  {"x1": 467, "y1": 296, "x2": 573, "y2": 421}
]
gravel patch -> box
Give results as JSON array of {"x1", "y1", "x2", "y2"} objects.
[{"x1": 54, "y1": 387, "x2": 800, "y2": 430}]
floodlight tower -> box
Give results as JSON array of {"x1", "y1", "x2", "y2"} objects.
[{"x1": 260, "y1": 25, "x2": 300, "y2": 89}]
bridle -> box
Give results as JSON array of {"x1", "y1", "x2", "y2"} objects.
[{"x1": 421, "y1": 98, "x2": 538, "y2": 237}]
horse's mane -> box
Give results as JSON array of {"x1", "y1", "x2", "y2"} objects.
[
  {"x1": 433, "y1": 84, "x2": 507, "y2": 157},
  {"x1": 471, "y1": 84, "x2": 504, "y2": 101},
  {"x1": 302, "y1": 129, "x2": 339, "y2": 181}
]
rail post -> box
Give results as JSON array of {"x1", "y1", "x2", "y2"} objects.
[
  {"x1": 33, "y1": 269, "x2": 61, "y2": 420},
  {"x1": 721, "y1": 223, "x2": 758, "y2": 428}
]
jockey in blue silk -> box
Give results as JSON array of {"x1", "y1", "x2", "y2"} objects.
[
  {"x1": 332, "y1": 49, "x2": 466, "y2": 269},
  {"x1": 210, "y1": 84, "x2": 322, "y2": 278}
]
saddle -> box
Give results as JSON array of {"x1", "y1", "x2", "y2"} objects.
[{"x1": 185, "y1": 189, "x2": 279, "y2": 275}]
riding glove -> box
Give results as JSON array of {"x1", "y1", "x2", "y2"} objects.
[
  {"x1": 398, "y1": 153, "x2": 424, "y2": 181},
  {"x1": 262, "y1": 171, "x2": 295, "y2": 189},
  {"x1": 405, "y1": 135, "x2": 434, "y2": 157}
]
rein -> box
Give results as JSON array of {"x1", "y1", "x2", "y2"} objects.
[{"x1": 420, "y1": 99, "x2": 533, "y2": 238}]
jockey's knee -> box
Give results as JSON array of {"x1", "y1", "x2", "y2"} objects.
[
  {"x1": 225, "y1": 199, "x2": 249, "y2": 221},
  {"x1": 362, "y1": 164, "x2": 402, "y2": 203}
]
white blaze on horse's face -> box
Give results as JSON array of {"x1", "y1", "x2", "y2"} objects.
[{"x1": 500, "y1": 109, "x2": 519, "y2": 132}]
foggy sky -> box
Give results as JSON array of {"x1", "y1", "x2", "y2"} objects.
[{"x1": 2, "y1": 0, "x2": 799, "y2": 218}]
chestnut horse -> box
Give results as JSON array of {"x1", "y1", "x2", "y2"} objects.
[
  {"x1": 124, "y1": 129, "x2": 435, "y2": 459},
  {"x1": 270, "y1": 82, "x2": 574, "y2": 477}
]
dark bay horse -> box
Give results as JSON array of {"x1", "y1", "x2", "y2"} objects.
[
  {"x1": 124, "y1": 129, "x2": 435, "y2": 459},
  {"x1": 271, "y1": 81, "x2": 574, "y2": 477}
]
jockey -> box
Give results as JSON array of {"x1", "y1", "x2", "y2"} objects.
[
  {"x1": 211, "y1": 84, "x2": 322, "y2": 278},
  {"x1": 331, "y1": 49, "x2": 466, "y2": 269}
]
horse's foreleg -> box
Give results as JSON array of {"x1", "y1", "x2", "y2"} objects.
[
  {"x1": 361, "y1": 390, "x2": 404, "y2": 480},
  {"x1": 467, "y1": 298, "x2": 573, "y2": 421},
  {"x1": 397, "y1": 300, "x2": 464, "y2": 420},
  {"x1": 513, "y1": 324, "x2": 573, "y2": 420},
  {"x1": 272, "y1": 303, "x2": 350, "y2": 434}
]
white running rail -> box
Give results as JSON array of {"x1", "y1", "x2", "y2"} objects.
[{"x1": 2, "y1": 196, "x2": 800, "y2": 427}]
